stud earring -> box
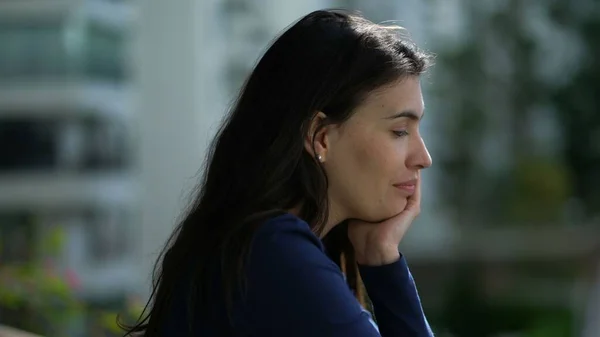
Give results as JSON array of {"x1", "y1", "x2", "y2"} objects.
[{"x1": 317, "y1": 154, "x2": 323, "y2": 162}]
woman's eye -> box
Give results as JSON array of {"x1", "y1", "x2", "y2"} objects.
[{"x1": 392, "y1": 130, "x2": 409, "y2": 137}]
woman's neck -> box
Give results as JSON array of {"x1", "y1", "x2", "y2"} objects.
[{"x1": 287, "y1": 203, "x2": 346, "y2": 239}]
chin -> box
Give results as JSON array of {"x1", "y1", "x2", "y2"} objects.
[
  {"x1": 381, "y1": 196, "x2": 407, "y2": 217},
  {"x1": 363, "y1": 198, "x2": 408, "y2": 223},
  {"x1": 394, "y1": 197, "x2": 409, "y2": 214},
  {"x1": 352, "y1": 194, "x2": 409, "y2": 223}
]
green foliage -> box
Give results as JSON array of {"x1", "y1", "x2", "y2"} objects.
[
  {"x1": 435, "y1": 265, "x2": 576, "y2": 337},
  {"x1": 548, "y1": 1, "x2": 600, "y2": 217},
  {"x1": 0, "y1": 224, "x2": 143, "y2": 337},
  {"x1": 0, "y1": 226, "x2": 82, "y2": 336},
  {"x1": 94, "y1": 298, "x2": 144, "y2": 336},
  {"x1": 429, "y1": 1, "x2": 598, "y2": 335},
  {"x1": 433, "y1": 0, "x2": 599, "y2": 225},
  {"x1": 505, "y1": 156, "x2": 572, "y2": 224}
]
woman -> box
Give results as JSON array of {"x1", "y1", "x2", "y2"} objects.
[{"x1": 124, "y1": 9, "x2": 434, "y2": 337}]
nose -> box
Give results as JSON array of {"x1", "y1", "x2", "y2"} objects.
[{"x1": 408, "y1": 136, "x2": 432, "y2": 170}]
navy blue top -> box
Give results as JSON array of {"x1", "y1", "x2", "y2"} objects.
[{"x1": 162, "y1": 213, "x2": 433, "y2": 336}]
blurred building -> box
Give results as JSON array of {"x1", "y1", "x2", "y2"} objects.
[{"x1": 0, "y1": 0, "x2": 138, "y2": 304}]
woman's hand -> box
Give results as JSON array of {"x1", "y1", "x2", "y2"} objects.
[{"x1": 348, "y1": 173, "x2": 422, "y2": 266}]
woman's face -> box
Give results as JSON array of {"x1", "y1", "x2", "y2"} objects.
[{"x1": 318, "y1": 77, "x2": 432, "y2": 224}]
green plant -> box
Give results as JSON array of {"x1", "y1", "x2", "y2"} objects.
[
  {"x1": 0, "y1": 225, "x2": 83, "y2": 336},
  {"x1": 0, "y1": 221, "x2": 147, "y2": 337},
  {"x1": 94, "y1": 296, "x2": 145, "y2": 337}
]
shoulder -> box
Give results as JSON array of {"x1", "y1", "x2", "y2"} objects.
[
  {"x1": 252, "y1": 213, "x2": 325, "y2": 254},
  {"x1": 241, "y1": 214, "x2": 374, "y2": 333},
  {"x1": 247, "y1": 213, "x2": 334, "y2": 274}
]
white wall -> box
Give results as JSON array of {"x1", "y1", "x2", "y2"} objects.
[{"x1": 135, "y1": 0, "x2": 225, "y2": 296}]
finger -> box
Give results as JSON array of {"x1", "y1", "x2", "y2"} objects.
[
  {"x1": 414, "y1": 170, "x2": 422, "y2": 207},
  {"x1": 403, "y1": 171, "x2": 421, "y2": 216}
]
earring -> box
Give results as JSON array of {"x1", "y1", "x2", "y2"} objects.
[{"x1": 317, "y1": 154, "x2": 323, "y2": 162}]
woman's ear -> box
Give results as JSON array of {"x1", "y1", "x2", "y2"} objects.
[{"x1": 304, "y1": 111, "x2": 329, "y2": 162}]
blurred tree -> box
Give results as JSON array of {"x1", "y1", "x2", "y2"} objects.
[
  {"x1": 429, "y1": 0, "x2": 597, "y2": 335},
  {"x1": 547, "y1": 0, "x2": 600, "y2": 219},
  {"x1": 433, "y1": 0, "x2": 598, "y2": 226}
]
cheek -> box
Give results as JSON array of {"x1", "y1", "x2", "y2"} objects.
[
  {"x1": 345, "y1": 142, "x2": 381, "y2": 184},
  {"x1": 329, "y1": 133, "x2": 386, "y2": 197},
  {"x1": 351, "y1": 134, "x2": 400, "y2": 180},
  {"x1": 351, "y1": 136, "x2": 407, "y2": 210},
  {"x1": 328, "y1": 128, "x2": 409, "y2": 220}
]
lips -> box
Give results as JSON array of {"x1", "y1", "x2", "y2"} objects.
[{"x1": 393, "y1": 179, "x2": 417, "y2": 193}]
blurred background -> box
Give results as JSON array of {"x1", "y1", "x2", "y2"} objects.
[{"x1": 0, "y1": 0, "x2": 598, "y2": 336}]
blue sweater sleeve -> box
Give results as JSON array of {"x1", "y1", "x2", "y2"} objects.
[
  {"x1": 240, "y1": 214, "x2": 432, "y2": 337},
  {"x1": 360, "y1": 258, "x2": 434, "y2": 337}
]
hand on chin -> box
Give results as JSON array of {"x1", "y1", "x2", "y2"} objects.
[
  {"x1": 354, "y1": 197, "x2": 409, "y2": 224},
  {"x1": 347, "y1": 174, "x2": 422, "y2": 265}
]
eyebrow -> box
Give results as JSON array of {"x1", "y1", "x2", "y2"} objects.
[{"x1": 384, "y1": 110, "x2": 424, "y2": 121}]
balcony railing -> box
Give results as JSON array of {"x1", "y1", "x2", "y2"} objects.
[{"x1": 0, "y1": 325, "x2": 43, "y2": 337}]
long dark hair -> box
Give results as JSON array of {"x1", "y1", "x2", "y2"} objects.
[{"x1": 121, "y1": 9, "x2": 432, "y2": 336}]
